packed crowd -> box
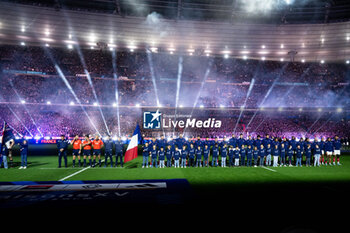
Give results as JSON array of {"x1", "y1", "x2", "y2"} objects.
[
  {"x1": 0, "y1": 45, "x2": 349, "y2": 108},
  {"x1": 0, "y1": 45, "x2": 349, "y2": 139}
]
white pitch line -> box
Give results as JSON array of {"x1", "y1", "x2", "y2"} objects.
[
  {"x1": 261, "y1": 166, "x2": 277, "y2": 172},
  {"x1": 58, "y1": 159, "x2": 105, "y2": 181},
  {"x1": 58, "y1": 166, "x2": 91, "y2": 181}
]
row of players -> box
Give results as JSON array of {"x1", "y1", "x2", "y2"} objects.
[
  {"x1": 55, "y1": 133, "x2": 342, "y2": 168},
  {"x1": 142, "y1": 134, "x2": 342, "y2": 166},
  {"x1": 142, "y1": 140, "x2": 334, "y2": 168}
]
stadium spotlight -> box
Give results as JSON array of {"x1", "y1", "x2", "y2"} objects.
[
  {"x1": 46, "y1": 101, "x2": 51, "y2": 105},
  {"x1": 301, "y1": 59, "x2": 305, "y2": 63},
  {"x1": 337, "y1": 108, "x2": 343, "y2": 113},
  {"x1": 112, "y1": 103, "x2": 117, "y2": 107},
  {"x1": 93, "y1": 102, "x2": 98, "y2": 106},
  {"x1": 346, "y1": 60, "x2": 350, "y2": 64},
  {"x1": 318, "y1": 108, "x2": 322, "y2": 112},
  {"x1": 320, "y1": 60, "x2": 325, "y2": 64},
  {"x1": 45, "y1": 43, "x2": 49, "y2": 47},
  {"x1": 179, "y1": 104, "x2": 183, "y2": 108},
  {"x1": 261, "y1": 45, "x2": 266, "y2": 49},
  {"x1": 150, "y1": 47, "x2": 158, "y2": 53},
  {"x1": 299, "y1": 108, "x2": 303, "y2": 112},
  {"x1": 280, "y1": 58, "x2": 284, "y2": 62},
  {"x1": 224, "y1": 54, "x2": 229, "y2": 59},
  {"x1": 135, "y1": 103, "x2": 141, "y2": 108},
  {"x1": 21, "y1": 25, "x2": 25, "y2": 32},
  {"x1": 220, "y1": 104, "x2": 225, "y2": 108},
  {"x1": 243, "y1": 55, "x2": 247, "y2": 60},
  {"x1": 20, "y1": 42, "x2": 25, "y2": 46},
  {"x1": 200, "y1": 104, "x2": 204, "y2": 108},
  {"x1": 69, "y1": 101, "x2": 75, "y2": 106},
  {"x1": 67, "y1": 44, "x2": 73, "y2": 49},
  {"x1": 20, "y1": 100, "x2": 26, "y2": 104},
  {"x1": 261, "y1": 56, "x2": 266, "y2": 61},
  {"x1": 280, "y1": 44, "x2": 284, "y2": 49}
]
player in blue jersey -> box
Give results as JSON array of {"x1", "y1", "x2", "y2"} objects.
[
  {"x1": 237, "y1": 134, "x2": 246, "y2": 149},
  {"x1": 319, "y1": 137, "x2": 326, "y2": 165},
  {"x1": 259, "y1": 144, "x2": 266, "y2": 166},
  {"x1": 181, "y1": 145, "x2": 188, "y2": 168},
  {"x1": 333, "y1": 136, "x2": 342, "y2": 165},
  {"x1": 166, "y1": 144, "x2": 173, "y2": 167},
  {"x1": 195, "y1": 145, "x2": 202, "y2": 167},
  {"x1": 156, "y1": 135, "x2": 167, "y2": 150},
  {"x1": 57, "y1": 135, "x2": 69, "y2": 168},
  {"x1": 158, "y1": 147, "x2": 165, "y2": 168},
  {"x1": 305, "y1": 144, "x2": 312, "y2": 167},
  {"x1": 229, "y1": 134, "x2": 237, "y2": 148},
  {"x1": 295, "y1": 145, "x2": 302, "y2": 167},
  {"x1": 211, "y1": 143, "x2": 219, "y2": 167},
  {"x1": 188, "y1": 144, "x2": 195, "y2": 167},
  {"x1": 103, "y1": 135, "x2": 114, "y2": 168},
  {"x1": 272, "y1": 144, "x2": 280, "y2": 167},
  {"x1": 228, "y1": 145, "x2": 234, "y2": 167},
  {"x1": 253, "y1": 146, "x2": 259, "y2": 167},
  {"x1": 234, "y1": 146, "x2": 240, "y2": 166},
  {"x1": 287, "y1": 145, "x2": 293, "y2": 167},
  {"x1": 324, "y1": 137, "x2": 334, "y2": 166},
  {"x1": 240, "y1": 145, "x2": 246, "y2": 166},
  {"x1": 246, "y1": 145, "x2": 253, "y2": 167},
  {"x1": 19, "y1": 138, "x2": 29, "y2": 169},
  {"x1": 142, "y1": 142, "x2": 149, "y2": 168},
  {"x1": 221, "y1": 144, "x2": 228, "y2": 167},
  {"x1": 173, "y1": 146, "x2": 181, "y2": 168},
  {"x1": 265, "y1": 144, "x2": 272, "y2": 166},
  {"x1": 280, "y1": 143, "x2": 286, "y2": 167},
  {"x1": 203, "y1": 144, "x2": 210, "y2": 167},
  {"x1": 314, "y1": 144, "x2": 321, "y2": 167},
  {"x1": 150, "y1": 144, "x2": 158, "y2": 168}
]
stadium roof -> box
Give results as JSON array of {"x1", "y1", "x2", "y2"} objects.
[
  {"x1": 3, "y1": 0, "x2": 350, "y2": 24},
  {"x1": 0, "y1": 0, "x2": 350, "y2": 62}
]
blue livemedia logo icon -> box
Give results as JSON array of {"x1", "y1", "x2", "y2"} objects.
[{"x1": 143, "y1": 110, "x2": 162, "y2": 129}]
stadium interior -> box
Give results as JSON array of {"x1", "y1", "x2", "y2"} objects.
[{"x1": 0, "y1": 0, "x2": 350, "y2": 229}]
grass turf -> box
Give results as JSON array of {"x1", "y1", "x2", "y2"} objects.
[{"x1": 1, "y1": 154, "x2": 350, "y2": 188}]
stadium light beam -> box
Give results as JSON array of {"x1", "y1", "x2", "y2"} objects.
[
  {"x1": 234, "y1": 78, "x2": 255, "y2": 133},
  {"x1": 184, "y1": 58, "x2": 213, "y2": 135},
  {"x1": 54, "y1": 64, "x2": 101, "y2": 136},
  {"x1": 146, "y1": 49, "x2": 160, "y2": 107},
  {"x1": 9, "y1": 80, "x2": 43, "y2": 137},
  {"x1": 0, "y1": 101, "x2": 33, "y2": 137},
  {"x1": 112, "y1": 49, "x2": 121, "y2": 137},
  {"x1": 173, "y1": 56, "x2": 183, "y2": 134},
  {"x1": 74, "y1": 43, "x2": 110, "y2": 135},
  {"x1": 247, "y1": 62, "x2": 289, "y2": 128}
]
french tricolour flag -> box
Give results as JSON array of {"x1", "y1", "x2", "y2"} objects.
[{"x1": 124, "y1": 124, "x2": 142, "y2": 163}]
